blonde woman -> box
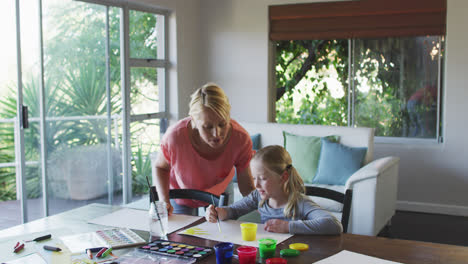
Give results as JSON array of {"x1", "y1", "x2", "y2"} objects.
[
  {"x1": 206, "y1": 145, "x2": 342, "y2": 235},
  {"x1": 153, "y1": 83, "x2": 255, "y2": 215}
]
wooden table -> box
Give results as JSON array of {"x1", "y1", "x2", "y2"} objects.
[{"x1": 2, "y1": 203, "x2": 468, "y2": 264}]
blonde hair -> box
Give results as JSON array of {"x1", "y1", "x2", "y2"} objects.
[
  {"x1": 189, "y1": 83, "x2": 231, "y2": 123},
  {"x1": 253, "y1": 145, "x2": 305, "y2": 219}
]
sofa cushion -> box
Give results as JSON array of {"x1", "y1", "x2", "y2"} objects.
[
  {"x1": 251, "y1": 133, "x2": 261, "y2": 151},
  {"x1": 313, "y1": 138, "x2": 367, "y2": 185},
  {"x1": 283, "y1": 132, "x2": 338, "y2": 184},
  {"x1": 233, "y1": 133, "x2": 261, "y2": 182}
]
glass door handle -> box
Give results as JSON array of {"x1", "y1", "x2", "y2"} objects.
[{"x1": 21, "y1": 105, "x2": 28, "y2": 129}]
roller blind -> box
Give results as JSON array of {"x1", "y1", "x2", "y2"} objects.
[{"x1": 269, "y1": 0, "x2": 446, "y2": 40}]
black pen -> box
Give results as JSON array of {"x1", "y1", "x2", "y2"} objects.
[{"x1": 43, "y1": 245, "x2": 62, "y2": 252}]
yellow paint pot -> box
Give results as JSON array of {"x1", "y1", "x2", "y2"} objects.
[{"x1": 240, "y1": 223, "x2": 258, "y2": 241}]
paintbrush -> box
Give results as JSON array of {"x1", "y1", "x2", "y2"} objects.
[{"x1": 211, "y1": 194, "x2": 222, "y2": 233}]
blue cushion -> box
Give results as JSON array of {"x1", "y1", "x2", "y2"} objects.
[
  {"x1": 313, "y1": 138, "x2": 367, "y2": 186},
  {"x1": 251, "y1": 133, "x2": 261, "y2": 150},
  {"x1": 233, "y1": 133, "x2": 261, "y2": 182}
]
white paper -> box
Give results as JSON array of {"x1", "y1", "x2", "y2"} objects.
[
  {"x1": 87, "y1": 208, "x2": 202, "y2": 233},
  {"x1": 178, "y1": 219, "x2": 293, "y2": 247},
  {"x1": 3, "y1": 253, "x2": 47, "y2": 264},
  {"x1": 314, "y1": 250, "x2": 404, "y2": 264}
]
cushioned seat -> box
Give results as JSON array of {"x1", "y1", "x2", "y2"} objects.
[{"x1": 234, "y1": 121, "x2": 400, "y2": 236}]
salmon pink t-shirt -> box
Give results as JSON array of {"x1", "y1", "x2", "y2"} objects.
[{"x1": 160, "y1": 117, "x2": 253, "y2": 208}]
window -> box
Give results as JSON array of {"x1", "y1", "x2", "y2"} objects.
[
  {"x1": 270, "y1": 0, "x2": 446, "y2": 140},
  {"x1": 275, "y1": 36, "x2": 444, "y2": 139},
  {"x1": 0, "y1": 0, "x2": 169, "y2": 225}
]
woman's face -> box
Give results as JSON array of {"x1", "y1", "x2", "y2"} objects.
[
  {"x1": 193, "y1": 108, "x2": 230, "y2": 150},
  {"x1": 251, "y1": 159, "x2": 284, "y2": 200}
]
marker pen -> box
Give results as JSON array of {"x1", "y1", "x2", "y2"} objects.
[{"x1": 43, "y1": 245, "x2": 62, "y2": 252}]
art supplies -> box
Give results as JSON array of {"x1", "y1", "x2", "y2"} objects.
[
  {"x1": 119, "y1": 249, "x2": 196, "y2": 264},
  {"x1": 60, "y1": 228, "x2": 146, "y2": 254},
  {"x1": 43, "y1": 245, "x2": 61, "y2": 252},
  {"x1": 88, "y1": 208, "x2": 202, "y2": 234},
  {"x1": 179, "y1": 219, "x2": 293, "y2": 247},
  {"x1": 24, "y1": 234, "x2": 51, "y2": 243},
  {"x1": 138, "y1": 239, "x2": 214, "y2": 262},
  {"x1": 211, "y1": 195, "x2": 222, "y2": 233},
  {"x1": 13, "y1": 242, "x2": 24, "y2": 253}
]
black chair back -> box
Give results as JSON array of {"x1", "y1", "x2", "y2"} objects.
[
  {"x1": 305, "y1": 186, "x2": 353, "y2": 233},
  {"x1": 150, "y1": 186, "x2": 228, "y2": 207}
]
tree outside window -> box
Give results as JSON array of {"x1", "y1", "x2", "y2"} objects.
[{"x1": 275, "y1": 36, "x2": 443, "y2": 139}]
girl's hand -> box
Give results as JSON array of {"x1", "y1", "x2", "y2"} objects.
[
  {"x1": 264, "y1": 219, "x2": 289, "y2": 233},
  {"x1": 205, "y1": 205, "x2": 218, "y2": 223},
  {"x1": 205, "y1": 205, "x2": 228, "y2": 222}
]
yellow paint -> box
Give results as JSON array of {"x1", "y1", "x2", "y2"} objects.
[
  {"x1": 50, "y1": 243, "x2": 72, "y2": 264},
  {"x1": 182, "y1": 227, "x2": 209, "y2": 235}
]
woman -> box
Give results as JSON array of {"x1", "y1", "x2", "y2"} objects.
[{"x1": 153, "y1": 83, "x2": 255, "y2": 215}]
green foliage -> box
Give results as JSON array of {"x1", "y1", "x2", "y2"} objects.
[
  {"x1": 275, "y1": 39, "x2": 348, "y2": 125},
  {"x1": 275, "y1": 37, "x2": 441, "y2": 138},
  {"x1": 0, "y1": 2, "x2": 160, "y2": 201},
  {"x1": 131, "y1": 145, "x2": 153, "y2": 195}
]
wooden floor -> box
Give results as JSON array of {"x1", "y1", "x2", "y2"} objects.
[
  {"x1": 1, "y1": 198, "x2": 467, "y2": 247},
  {"x1": 379, "y1": 210, "x2": 468, "y2": 247}
]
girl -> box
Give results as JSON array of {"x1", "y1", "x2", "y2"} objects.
[{"x1": 205, "y1": 145, "x2": 342, "y2": 235}]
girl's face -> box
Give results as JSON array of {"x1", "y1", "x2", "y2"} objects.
[
  {"x1": 193, "y1": 108, "x2": 230, "y2": 150},
  {"x1": 251, "y1": 159, "x2": 285, "y2": 200}
]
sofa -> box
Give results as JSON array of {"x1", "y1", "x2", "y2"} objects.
[{"x1": 233, "y1": 121, "x2": 400, "y2": 236}]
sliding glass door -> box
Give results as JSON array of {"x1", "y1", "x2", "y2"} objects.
[{"x1": 0, "y1": 0, "x2": 168, "y2": 227}]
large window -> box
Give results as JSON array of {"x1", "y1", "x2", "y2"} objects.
[
  {"x1": 275, "y1": 36, "x2": 443, "y2": 139},
  {"x1": 270, "y1": 0, "x2": 446, "y2": 141},
  {"x1": 0, "y1": 0, "x2": 168, "y2": 226}
]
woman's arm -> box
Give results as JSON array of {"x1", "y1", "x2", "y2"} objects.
[
  {"x1": 236, "y1": 167, "x2": 255, "y2": 196},
  {"x1": 153, "y1": 152, "x2": 174, "y2": 214}
]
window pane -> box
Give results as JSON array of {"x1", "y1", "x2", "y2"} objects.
[
  {"x1": 0, "y1": 0, "x2": 19, "y2": 229},
  {"x1": 353, "y1": 36, "x2": 442, "y2": 138},
  {"x1": 130, "y1": 67, "x2": 161, "y2": 115},
  {"x1": 130, "y1": 119, "x2": 161, "y2": 199},
  {"x1": 275, "y1": 40, "x2": 349, "y2": 126},
  {"x1": 43, "y1": 0, "x2": 121, "y2": 213},
  {"x1": 129, "y1": 11, "x2": 163, "y2": 59}
]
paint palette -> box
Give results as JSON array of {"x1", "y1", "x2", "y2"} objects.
[
  {"x1": 96, "y1": 228, "x2": 147, "y2": 249},
  {"x1": 138, "y1": 239, "x2": 214, "y2": 261}
]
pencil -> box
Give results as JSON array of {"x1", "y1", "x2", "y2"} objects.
[{"x1": 211, "y1": 195, "x2": 222, "y2": 233}]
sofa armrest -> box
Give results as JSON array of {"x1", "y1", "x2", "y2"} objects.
[
  {"x1": 345, "y1": 156, "x2": 400, "y2": 189},
  {"x1": 344, "y1": 156, "x2": 400, "y2": 235}
]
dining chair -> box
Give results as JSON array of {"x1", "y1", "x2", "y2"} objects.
[{"x1": 306, "y1": 186, "x2": 353, "y2": 233}]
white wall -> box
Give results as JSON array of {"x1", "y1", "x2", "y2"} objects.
[
  {"x1": 138, "y1": 0, "x2": 203, "y2": 121},
  {"x1": 146, "y1": 0, "x2": 468, "y2": 216}
]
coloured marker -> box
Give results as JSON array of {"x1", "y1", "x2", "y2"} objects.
[
  {"x1": 43, "y1": 245, "x2": 62, "y2": 252},
  {"x1": 96, "y1": 247, "x2": 108, "y2": 258}
]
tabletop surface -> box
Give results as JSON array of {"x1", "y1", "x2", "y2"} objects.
[{"x1": 2, "y1": 203, "x2": 468, "y2": 264}]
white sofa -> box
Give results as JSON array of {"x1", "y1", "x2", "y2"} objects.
[{"x1": 235, "y1": 121, "x2": 400, "y2": 236}]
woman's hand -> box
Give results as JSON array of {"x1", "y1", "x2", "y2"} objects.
[
  {"x1": 165, "y1": 201, "x2": 174, "y2": 215},
  {"x1": 264, "y1": 219, "x2": 289, "y2": 233}
]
